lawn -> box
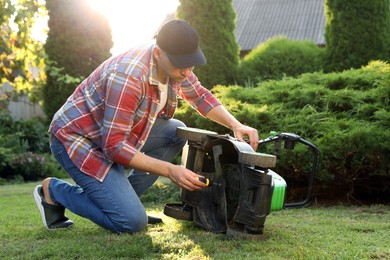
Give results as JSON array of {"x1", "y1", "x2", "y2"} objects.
[{"x1": 0, "y1": 179, "x2": 389, "y2": 259}]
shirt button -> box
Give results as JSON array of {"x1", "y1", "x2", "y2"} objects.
[{"x1": 140, "y1": 140, "x2": 145, "y2": 145}]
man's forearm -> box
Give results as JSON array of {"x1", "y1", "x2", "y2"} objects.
[
  {"x1": 205, "y1": 105, "x2": 242, "y2": 131},
  {"x1": 129, "y1": 151, "x2": 172, "y2": 178},
  {"x1": 128, "y1": 150, "x2": 206, "y2": 191}
]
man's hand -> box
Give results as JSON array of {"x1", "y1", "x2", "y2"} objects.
[
  {"x1": 167, "y1": 165, "x2": 206, "y2": 191},
  {"x1": 205, "y1": 106, "x2": 259, "y2": 151},
  {"x1": 129, "y1": 152, "x2": 205, "y2": 191},
  {"x1": 232, "y1": 124, "x2": 259, "y2": 151}
]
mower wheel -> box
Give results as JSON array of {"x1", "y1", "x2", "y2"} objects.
[{"x1": 163, "y1": 203, "x2": 193, "y2": 221}]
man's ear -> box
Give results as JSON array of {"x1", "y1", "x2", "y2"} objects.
[{"x1": 154, "y1": 47, "x2": 162, "y2": 61}]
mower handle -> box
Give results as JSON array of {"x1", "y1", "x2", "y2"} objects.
[{"x1": 258, "y1": 132, "x2": 320, "y2": 208}]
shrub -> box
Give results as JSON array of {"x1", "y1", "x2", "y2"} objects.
[
  {"x1": 0, "y1": 147, "x2": 12, "y2": 175},
  {"x1": 0, "y1": 114, "x2": 50, "y2": 154},
  {"x1": 0, "y1": 112, "x2": 67, "y2": 183},
  {"x1": 175, "y1": 61, "x2": 390, "y2": 202},
  {"x1": 0, "y1": 110, "x2": 14, "y2": 134},
  {"x1": 324, "y1": 0, "x2": 390, "y2": 72},
  {"x1": 13, "y1": 118, "x2": 50, "y2": 153},
  {"x1": 9, "y1": 152, "x2": 47, "y2": 181},
  {"x1": 177, "y1": 0, "x2": 239, "y2": 87},
  {"x1": 236, "y1": 36, "x2": 325, "y2": 84},
  {"x1": 42, "y1": 65, "x2": 83, "y2": 121},
  {"x1": 317, "y1": 121, "x2": 389, "y2": 181},
  {"x1": 43, "y1": 0, "x2": 113, "y2": 121}
]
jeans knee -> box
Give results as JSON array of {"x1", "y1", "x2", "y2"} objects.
[
  {"x1": 111, "y1": 211, "x2": 148, "y2": 234},
  {"x1": 174, "y1": 119, "x2": 186, "y2": 129}
]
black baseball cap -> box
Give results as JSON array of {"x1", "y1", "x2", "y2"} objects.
[{"x1": 156, "y1": 19, "x2": 207, "y2": 69}]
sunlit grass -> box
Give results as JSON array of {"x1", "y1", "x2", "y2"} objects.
[{"x1": 1, "y1": 179, "x2": 389, "y2": 259}]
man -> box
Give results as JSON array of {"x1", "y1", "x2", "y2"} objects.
[{"x1": 34, "y1": 19, "x2": 259, "y2": 233}]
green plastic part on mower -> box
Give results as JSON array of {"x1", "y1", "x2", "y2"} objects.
[{"x1": 269, "y1": 170, "x2": 287, "y2": 211}]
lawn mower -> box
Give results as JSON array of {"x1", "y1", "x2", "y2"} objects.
[{"x1": 163, "y1": 127, "x2": 320, "y2": 237}]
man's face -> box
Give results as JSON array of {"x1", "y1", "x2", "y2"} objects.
[{"x1": 155, "y1": 48, "x2": 194, "y2": 83}]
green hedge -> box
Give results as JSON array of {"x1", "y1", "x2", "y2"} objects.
[
  {"x1": 236, "y1": 36, "x2": 325, "y2": 85},
  {"x1": 175, "y1": 60, "x2": 390, "y2": 201},
  {"x1": 324, "y1": 0, "x2": 390, "y2": 72},
  {"x1": 177, "y1": 0, "x2": 239, "y2": 88}
]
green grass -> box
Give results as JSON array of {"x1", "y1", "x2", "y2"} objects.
[{"x1": 1, "y1": 179, "x2": 389, "y2": 259}]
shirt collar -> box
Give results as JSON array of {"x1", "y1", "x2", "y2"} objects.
[{"x1": 149, "y1": 43, "x2": 160, "y2": 87}]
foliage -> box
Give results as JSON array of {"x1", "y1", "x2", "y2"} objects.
[
  {"x1": 9, "y1": 152, "x2": 46, "y2": 180},
  {"x1": 0, "y1": 110, "x2": 49, "y2": 152},
  {"x1": 42, "y1": 0, "x2": 113, "y2": 120},
  {"x1": 324, "y1": 0, "x2": 390, "y2": 72},
  {"x1": 0, "y1": 0, "x2": 46, "y2": 103},
  {"x1": 41, "y1": 62, "x2": 83, "y2": 120},
  {"x1": 177, "y1": 0, "x2": 239, "y2": 88},
  {"x1": 0, "y1": 110, "x2": 67, "y2": 183},
  {"x1": 175, "y1": 61, "x2": 390, "y2": 201},
  {"x1": 44, "y1": 0, "x2": 112, "y2": 77},
  {"x1": 7, "y1": 152, "x2": 66, "y2": 181},
  {"x1": 236, "y1": 36, "x2": 325, "y2": 85}
]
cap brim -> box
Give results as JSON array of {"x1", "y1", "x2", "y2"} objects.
[{"x1": 166, "y1": 47, "x2": 207, "y2": 69}]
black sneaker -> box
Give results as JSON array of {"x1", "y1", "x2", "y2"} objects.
[
  {"x1": 33, "y1": 185, "x2": 74, "y2": 230},
  {"x1": 147, "y1": 215, "x2": 163, "y2": 224}
]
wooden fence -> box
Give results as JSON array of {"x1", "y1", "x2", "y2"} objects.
[{"x1": 1, "y1": 82, "x2": 46, "y2": 121}]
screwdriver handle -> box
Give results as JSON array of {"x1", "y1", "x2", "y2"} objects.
[{"x1": 198, "y1": 176, "x2": 211, "y2": 186}]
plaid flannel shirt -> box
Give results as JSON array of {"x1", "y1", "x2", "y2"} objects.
[{"x1": 49, "y1": 42, "x2": 221, "y2": 181}]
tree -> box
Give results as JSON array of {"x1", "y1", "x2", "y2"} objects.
[
  {"x1": 324, "y1": 0, "x2": 390, "y2": 72},
  {"x1": 43, "y1": 0, "x2": 113, "y2": 120},
  {"x1": 0, "y1": 0, "x2": 46, "y2": 105},
  {"x1": 177, "y1": 0, "x2": 239, "y2": 88}
]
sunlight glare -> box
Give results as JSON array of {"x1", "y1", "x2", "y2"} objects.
[
  {"x1": 31, "y1": 15, "x2": 48, "y2": 43},
  {"x1": 86, "y1": 0, "x2": 179, "y2": 56}
]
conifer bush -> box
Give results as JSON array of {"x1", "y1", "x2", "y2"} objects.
[
  {"x1": 324, "y1": 0, "x2": 390, "y2": 72},
  {"x1": 175, "y1": 61, "x2": 390, "y2": 202},
  {"x1": 237, "y1": 36, "x2": 325, "y2": 85},
  {"x1": 177, "y1": 0, "x2": 239, "y2": 88},
  {"x1": 43, "y1": 0, "x2": 113, "y2": 120}
]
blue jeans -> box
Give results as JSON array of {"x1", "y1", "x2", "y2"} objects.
[{"x1": 49, "y1": 118, "x2": 186, "y2": 233}]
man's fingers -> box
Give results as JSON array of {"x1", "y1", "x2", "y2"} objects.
[
  {"x1": 235, "y1": 128, "x2": 259, "y2": 151},
  {"x1": 174, "y1": 171, "x2": 205, "y2": 191},
  {"x1": 184, "y1": 176, "x2": 205, "y2": 190}
]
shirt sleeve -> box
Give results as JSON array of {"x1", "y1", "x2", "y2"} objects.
[
  {"x1": 102, "y1": 72, "x2": 144, "y2": 165},
  {"x1": 178, "y1": 73, "x2": 222, "y2": 117}
]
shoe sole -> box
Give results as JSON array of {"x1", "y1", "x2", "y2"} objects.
[{"x1": 33, "y1": 185, "x2": 50, "y2": 230}]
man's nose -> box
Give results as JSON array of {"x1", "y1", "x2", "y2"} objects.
[{"x1": 180, "y1": 67, "x2": 194, "y2": 77}]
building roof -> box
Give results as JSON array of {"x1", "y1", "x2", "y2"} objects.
[
  {"x1": 157, "y1": 0, "x2": 326, "y2": 51},
  {"x1": 233, "y1": 0, "x2": 326, "y2": 51}
]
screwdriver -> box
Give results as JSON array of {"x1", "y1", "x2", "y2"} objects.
[{"x1": 198, "y1": 176, "x2": 221, "y2": 187}]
